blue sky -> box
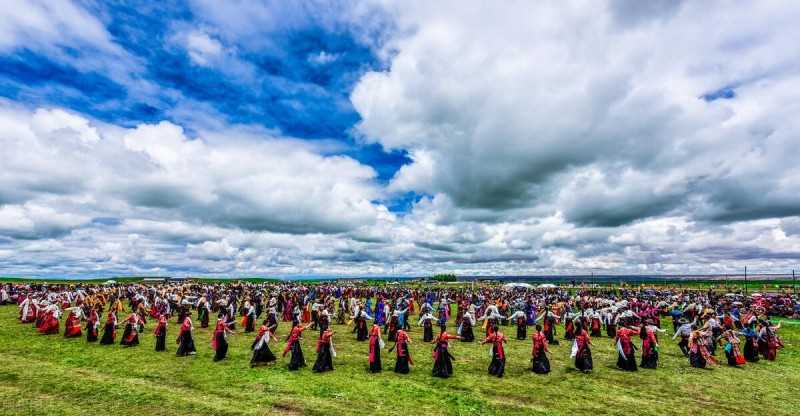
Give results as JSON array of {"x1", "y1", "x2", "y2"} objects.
[
  {"x1": 0, "y1": 1, "x2": 409, "y2": 183},
  {"x1": 1, "y1": 1, "x2": 799, "y2": 277}
]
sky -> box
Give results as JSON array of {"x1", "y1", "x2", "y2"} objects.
[{"x1": 1, "y1": 0, "x2": 799, "y2": 277}]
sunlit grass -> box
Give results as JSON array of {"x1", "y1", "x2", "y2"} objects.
[{"x1": 1, "y1": 305, "x2": 798, "y2": 415}]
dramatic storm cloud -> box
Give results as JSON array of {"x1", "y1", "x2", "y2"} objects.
[{"x1": 0, "y1": 1, "x2": 799, "y2": 276}]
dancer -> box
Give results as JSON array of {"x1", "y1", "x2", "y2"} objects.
[
  {"x1": 482, "y1": 329, "x2": 508, "y2": 377},
  {"x1": 639, "y1": 322, "x2": 663, "y2": 369},
  {"x1": 176, "y1": 316, "x2": 196, "y2": 356},
  {"x1": 63, "y1": 307, "x2": 83, "y2": 338},
  {"x1": 368, "y1": 323, "x2": 384, "y2": 373},
  {"x1": 531, "y1": 324, "x2": 550, "y2": 374},
  {"x1": 572, "y1": 322, "x2": 593, "y2": 373},
  {"x1": 250, "y1": 321, "x2": 277, "y2": 367},
  {"x1": 390, "y1": 329, "x2": 413, "y2": 374},
  {"x1": 99, "y1": 310, "x2": 117, "y2": 345},
  {"x1": 154, "y1": 314, "x2": 168, "y2": 352},
  {"x1": 688, "y1": 328, "x2": 715, "y2": 368},
  {"x1": 211, "y1": 317, "x2": 233, "y2": 361},
  {"x1": 284, "y1": 323, "x2": 310, "y2": 370},
  {"x1": 37, "y1": 304, "x2": 60, "y2": 335},
  {"x1": 312, "y1": 328, "x2": 335, "y2": 373},
  {"x1": 86, "y1": 307, "x2": 100, "y2": 342},
  {"x1": 120, "y1": 313, "x2": 141, "y2": 347},
  {"x1": 459, "y1": 306, "x2": 476, "y2": 342},
  {"x1": 418, "y1": 311, "x2": 435, "y2": 342},
  {"x1": 615, "y1": 325, "x2": 638, "y2": 371},
  {"x1": 740, "y1": 321, "x2": 759, "y2": 362},
  {"x1": 508, "y1": 309, "x2": 527, "y2": 340},
  {"x1": 758, "y1": 320, "x2": 783, "y2": 361},
  {"x1": 432, "y1": 328, "x2": 461, "y2": 378},
  {"x1": 719, "y1": 328, "x2": 745, "y2": 367}
]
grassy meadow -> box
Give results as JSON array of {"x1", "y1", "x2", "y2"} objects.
[{"x1": 1, "y1": 304, "x2": 798, "y2": 416}]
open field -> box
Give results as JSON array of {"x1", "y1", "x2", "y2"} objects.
[{"x1": 1, "y1": 305, "x2": 799, "y2": 416}]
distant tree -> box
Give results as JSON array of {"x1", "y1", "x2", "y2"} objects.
[{"x1": 432, "y1": 273, "x2": 457, "y2": 282}]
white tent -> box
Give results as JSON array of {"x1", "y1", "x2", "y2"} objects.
[
  {"x1": 503, "y1": 282, "x2": 534, "y2": 289},
  {"x1": 537, "y1": 283, "x2": 557, "y2": 289},
  {"x1": 103, "y1": 280, "x2": 116, "y2": 285}
]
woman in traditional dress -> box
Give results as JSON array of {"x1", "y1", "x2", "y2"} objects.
[
  {"x1": 86, "y1": 307, "x2": 100, "y2": 342},
  {"x1": 176, "y1": 316, "x2": 196, "y2": 356},
  {"x1": 37, "y1": 304, "x2": 60, "y2": 335},
  {"x1": 368, "y1": 323, "x2": 384, "y2": 373},
  {"x1": 211, "y1": 317, "x2": 233, "y2": 361},
  {"x1": 63, "y1": 307, "x2": 83, "y2": 338},
  {"x1": 688, "y1": 328, "x2": 715, "y2": 368},
  {"x1": 758, "y1": 320, "x2": 783, "y2": 361},
  {"x1": 531, "y1": 325, "x2": 550, "y2": 374},
  {"x1": 283, "y1": 323, "x2": 309, "y2": 370},
  {"x1": 508, "y1": 309, "x2": 527, "y2": 340},
  {"x1": 391, "y1": 329, "x2": 413, "y2": 374},
  {"x1": 386, "y1": 310, "x2": 399, "y2": 342},
  {"x1": 250, "y1": 321, "x2": 277, "y2": 367},
  {"x1": 740, "y1": 322, "x2": 759, "y2": 362},
  {"x1": 572, "y1": 322, "x2": 593, "y2": 373},
  {"x1": 18, "y1": 296, "x2": 36, "y2": 323},
  {"x1": 99, "y1": 310, "x2": 117, "y2": 345},
  {"x1": 615, "y1": 326, "x2": 638, "y2": 371},
  {"x1": 418, "y1": 312, "x2": 434, "y2": 342},
  {"x1": 352, "y1": 303, "x2": 371, "y2": 341},
  {"x1": 459, "y1": 306, "x2": 476, "y2": 342},
  {"x1": 639, "y1": 321, "x2": 664, "y2": 369},
  {"x1": 482, "y1": 329, "x2": 508, "y2": 378},
  {"x1": 590, "y1": 310, "x2": 602, "y2": 337},
  {"x1": 154, "y1": 314, "x2": 167, "y2": 352},
  {"x1": 242, "y1": 301, "x2": 256, "y2": 333},
  {"x1": 718, "y1": 328, "x2": 745, "y2": 367},
  {"x1": 120, "y1": 313, "x2": 141, "y2": 347},
  {"x1": 312, "y1": 328, "x2": 335, "y2": 373},
  {"x1": 431, "y1": 329, "x2": 461, "y2": 378},
  {"x1": 197, "y1": 296, "x2": 211, "y2": 328}
]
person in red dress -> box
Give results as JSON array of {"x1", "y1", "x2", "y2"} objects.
[
  {"x1": 482, "y1": 329, "x2": 508, "y2": 377},
  {"x1": 368, "y1": 324, "x2": 384, "y2": 373},
  {"x1": 63, "y1": 307, "x2": 82, "y2": 338},
  {"x1": 531, "y1": 324, "x2": 550, "y2": 374}
]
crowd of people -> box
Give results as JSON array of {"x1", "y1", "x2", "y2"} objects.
[{"x1": 1, "y1": 281, "x2": 794, "y2": 378}]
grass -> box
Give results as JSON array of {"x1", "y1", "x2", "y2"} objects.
[{"x1": 1, "y1": 305, "x2": 798, "y2": 416}]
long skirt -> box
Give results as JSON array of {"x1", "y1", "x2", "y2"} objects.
[
  {"x1": 532, "y1": 347, "x2": 550, "y2": 374},
  {"x1": 423, "y1": 324, "x2": 433, "y2": 342},
  {"x1": 640, "y1": 346, "x2": 658, "y2": 369},
  {"x1": 488, "y1": 347, "x2": 505, "y2": 377},
  {"x1": 395, "y1": 352, "x2": 411, "y2": 374},
  {"x1": 287, "y1": 341, "x2": 305, "y2": 370},
  {"x1": 312, "y1": 345, "x2": 334, "y2": 373},
  {"x1": 250, "y1": 342, "x2": 277, "y2": 367},
  {"x1": 176, "y1": 331, "x2": 196, "y2": 356},
  {"x1": 516, "y1": 323, "x2": 527, "y2": 340},
  {"x1": 86, "y1": 323, "x2": 98, "y2": 342},
  {"x1": 155, "y1": 333, "x2": 166, "y2": 351},
  {"x1": 432, "y1": 347, "x2": 454, "y2": 378},
  {"x1": 369, "y1": 347, "x2": 382, "y2": 373},
  {"x1": 617, "y1": 351, "x2": 637, "y2": 371},
  {"x1": 460, "y1": 323, "x2": 474, "y2": 342},
  {"x1": 743, "y1": 338, "x2": 759, "y2": 362},
  {"x1": 575, "y1": 347, "x2": 593, "y2": 372},
  {"x1": 245, "y1": 315, "x2": 255, "y2": 333},
  {"x1": 120, "y1": 324, "x2": 139, "y2": 346},
  {"x1": 99, "y1": 323, "x2": 115, "y2": 345},
  {"x1": 356, "y1": 321, "x2": 368, "y2": 341},
  {"x1": 213, "y1": 333, "x2": 228, "y2": 361},
  {"x1": 689, "y1": 351, "x2": 706, "y2": 368}
]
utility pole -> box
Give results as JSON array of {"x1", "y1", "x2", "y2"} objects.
[
  {"x1": 744, "y1": 266, "x2": 747, "y2": 295},
  {"x1": 793, "y1": 269, "x2": 796, "y2": 294}
]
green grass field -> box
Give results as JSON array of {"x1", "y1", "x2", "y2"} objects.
[{"x1": 1, "y1": 305, "x2": 798, "y2": 416}]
